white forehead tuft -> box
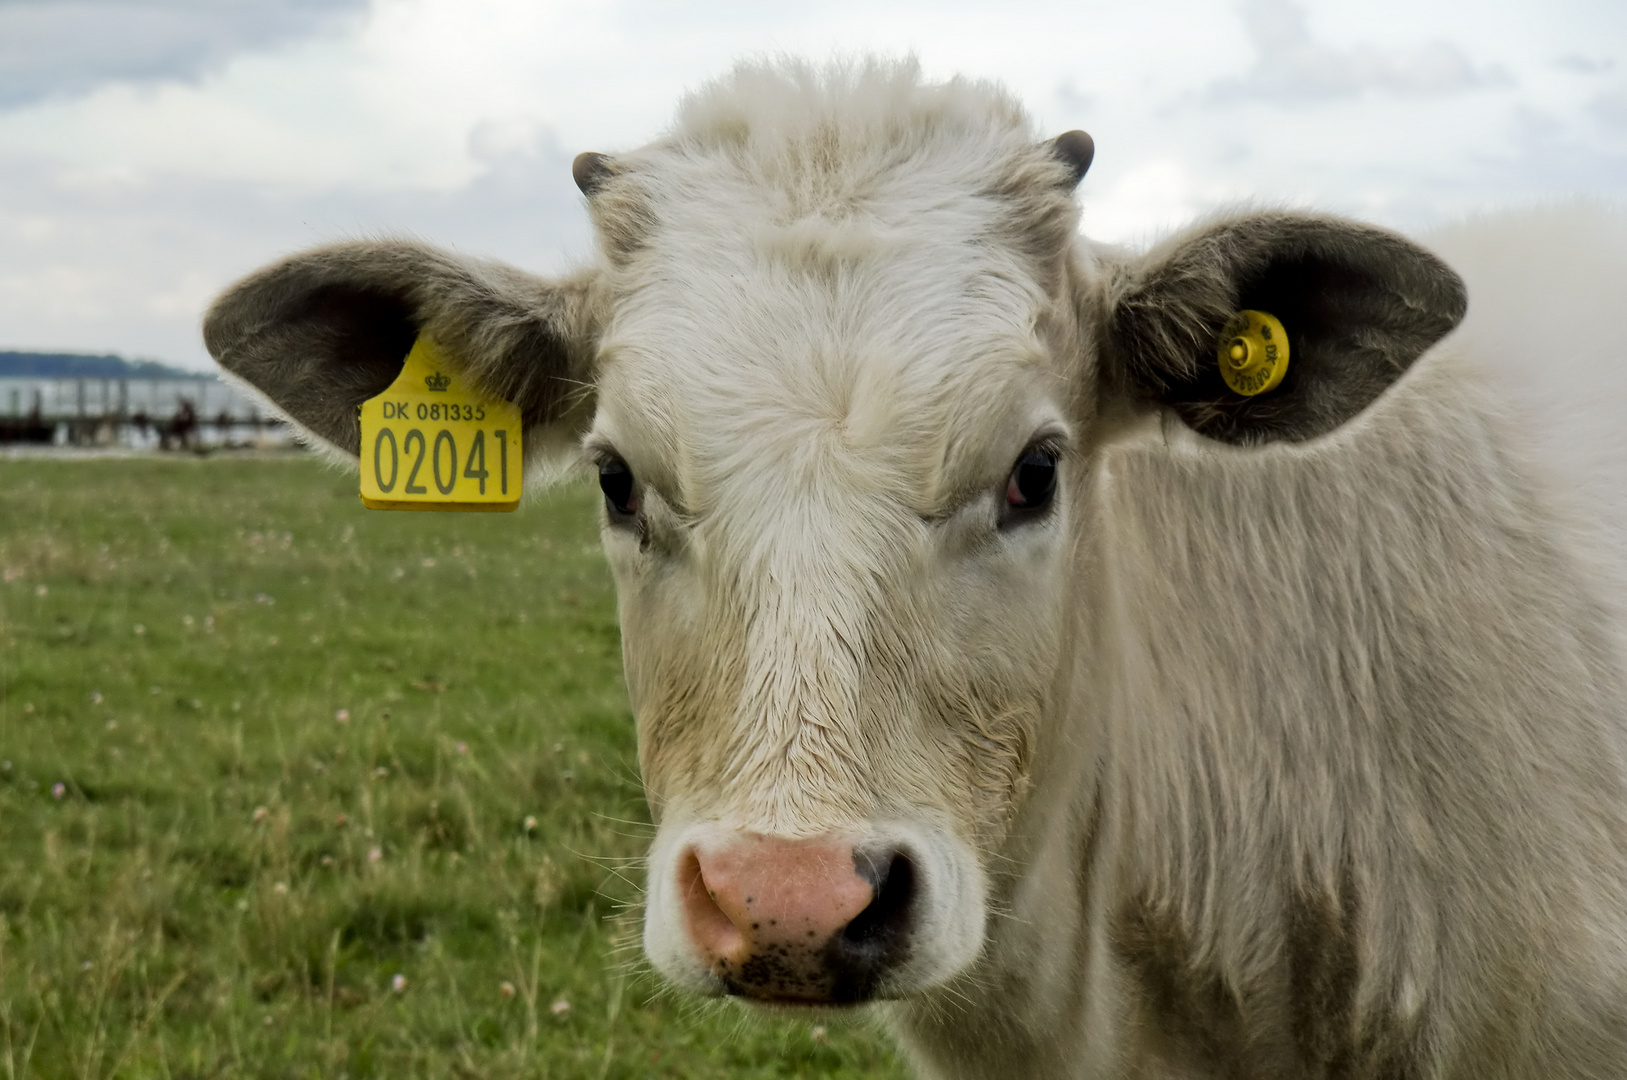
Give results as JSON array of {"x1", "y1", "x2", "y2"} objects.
[
  {"x1": 587, "y1": 57, "x2": 1079, "y2": 518},
  {"x1": 671, "y1": 56, "x2": 1033, "y2": 190}
]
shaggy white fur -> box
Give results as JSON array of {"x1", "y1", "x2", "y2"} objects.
[{"x1": 204, "y1": 59, "x2": 1627, "y2": 1078}]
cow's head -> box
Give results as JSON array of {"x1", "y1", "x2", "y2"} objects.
[{"x1": 204, "y1": 61, "x2": 1464, "y2": 1007}]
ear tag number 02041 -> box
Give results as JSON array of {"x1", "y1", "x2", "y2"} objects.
[{"x1": 358, "y1": 336, "x2": 522, "y2": 512}]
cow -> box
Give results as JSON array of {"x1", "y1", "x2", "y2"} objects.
[{"x1": 202, "y1": 59, "x2": 1627, "y2": 1079}]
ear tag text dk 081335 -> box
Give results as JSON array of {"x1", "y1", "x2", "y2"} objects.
[
  {"x1": 358, "y1": 336, "x2": 522, "y2": 512},
  {"x1": 1217, "y1": 309, "x2": 1290, "y2": 396}
]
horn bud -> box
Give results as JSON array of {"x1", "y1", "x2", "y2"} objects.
[
  {"x1": 572, "y1": 151, "x2": 613, "y2": 196},
  {"x1": 1051, "y1": 130, "x2": 1094, "y2": 188}
]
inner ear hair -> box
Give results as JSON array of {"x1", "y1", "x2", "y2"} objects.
[{"x1": 1105, "y1": 212, "x2": 1467, "y2": 444}]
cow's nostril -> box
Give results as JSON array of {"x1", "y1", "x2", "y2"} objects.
[
  {"x1": 826, "y1": 849, "x2": 915, "y2": 998},
  {"x1": 844, "y1": 850, "x2": 915, "y2": 946}
]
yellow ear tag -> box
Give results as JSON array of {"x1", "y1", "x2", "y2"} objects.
[
  {"x1": 358, "y1": 336, "x2": 522, "y2": 512},
  {"x1": 1216, "y1": 309, "x2": 1291, "y2": 396}
]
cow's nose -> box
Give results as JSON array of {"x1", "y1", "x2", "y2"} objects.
[{"x1": 678, "y1": 833, "x2": 916, "y2": 1003}]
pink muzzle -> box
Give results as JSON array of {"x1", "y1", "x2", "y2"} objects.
[{"x1": 678, "y1": 831, "x2": 917, "y2": 1003}]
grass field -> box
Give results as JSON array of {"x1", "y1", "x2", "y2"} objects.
[{"x1": 0, "y1": 455, "x2": 907, "y2": 1079}]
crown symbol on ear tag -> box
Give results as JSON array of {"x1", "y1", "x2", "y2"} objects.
[
  {"x1": 1217, "y1": 309, "x2": 1291, "y2": 396},
  {"x1": 357, "y1": 336, "x2": 523, "y2": 512}
]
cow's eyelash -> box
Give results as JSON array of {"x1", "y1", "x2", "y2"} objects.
[
  {"x1": 584, "y1": 441, "x2": 623, "y2": 471},
  {"x1": 1025, "y1": 434, "x2": 1069, "y2": 463}
]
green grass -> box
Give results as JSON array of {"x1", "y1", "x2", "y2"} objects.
[{"x1": 0, "y1": 456, "x2": 907, "y2": 1080}]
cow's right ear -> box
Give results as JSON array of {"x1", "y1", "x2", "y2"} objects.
[{"x1": 203, "y1": 240, "x2": 600, "y2": 458}]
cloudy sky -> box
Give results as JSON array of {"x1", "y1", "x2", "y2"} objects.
[{"x1": 1, "y1": 0, "x2": 1622, "y2": 370}]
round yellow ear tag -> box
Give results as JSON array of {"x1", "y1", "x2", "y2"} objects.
[{"x1": 1216, "y1": 309, "x2": 1290, "y2": 396}]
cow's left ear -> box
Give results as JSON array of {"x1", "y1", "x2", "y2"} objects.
[{"x1": 1100, "y1": 211, "x2": 1467, "y2": 444}]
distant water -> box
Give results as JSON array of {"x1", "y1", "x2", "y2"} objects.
[{"x1": 0, "y1": 351, "x2": 203, "y2": 379}]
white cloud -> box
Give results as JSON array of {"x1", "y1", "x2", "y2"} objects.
[
  {"x1": 0, "y1": 127, "x2": 592, "y2": 366},
  {"x1": 0, "y1": 0, "x2": 368, "y2": 108},
  {"x1": 0, "y1": 0, "x2": 1622, "y2": 367},
  {"x1": 1206, "y1": 0, "x2": 1510, "y2": 104},
  {"x1": 1556, "y1": 54, "x2": 1617, "y2": 75},
  {"x1": 1593, "y1": 83, "x2": 1627, "y2": 131},
  {"x1": 1086, "y1": 158, "x2": 1256, "y2": 247}
]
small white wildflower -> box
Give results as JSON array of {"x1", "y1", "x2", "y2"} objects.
[
  {"x1": 335, "y1": 708, "x2": 349, "y2": 723},
  {"x1": 550, "y1": 998, "x2": 571, "y2": 1016},
  {"x1": 51, "y1": 782, "x2": 65, "y2": 800},
  {"x1": 391, "y1": 973, "x2": 407, "y2": 992}
]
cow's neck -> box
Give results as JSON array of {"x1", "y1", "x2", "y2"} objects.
[{"x1": 891, "y1": 350, "x2": 1627, "y2": 1078}]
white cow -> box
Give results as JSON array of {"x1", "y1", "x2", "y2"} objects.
[{"x1": 204, "y1": 59, "x2": 1627, "y2": 1078}]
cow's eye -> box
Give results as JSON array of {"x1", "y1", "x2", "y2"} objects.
[
  {"x1": 1004, "y1": 447, "x2": 1057, "y2": 516},
  {"x1": 599, "y1": 457, "x2": 639, "y2": 517}
]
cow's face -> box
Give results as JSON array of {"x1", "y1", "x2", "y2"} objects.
[
  {"x1": 559, "y1": 74, "x2": 1109, "y2": 1000},
  {"x1": 586, "y1": 143, "x2": 1086, "y2": 1000},
  {"x1": 203, "y1": 62, "x2": 1465, "y2": 1011}
]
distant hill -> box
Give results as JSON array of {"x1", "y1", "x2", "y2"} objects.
[{"x1": 0, "y1": 351, "x2": 207, "y2": 379}]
